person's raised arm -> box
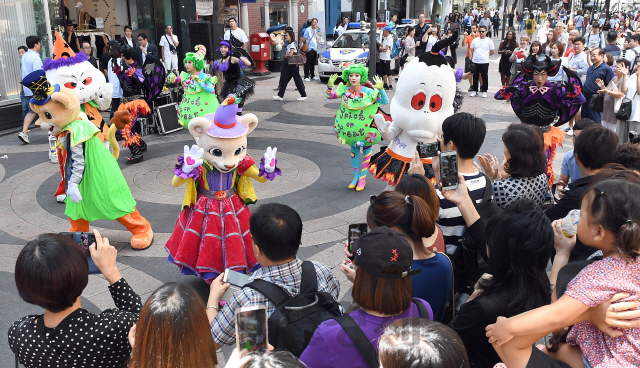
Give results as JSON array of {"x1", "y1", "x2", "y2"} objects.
[
  {"x1": 548, "y1": 220, "x2": 575, "y2": 292},
  {"x1": 440, "y1": 174, "x2": 481, "y2": 227}
]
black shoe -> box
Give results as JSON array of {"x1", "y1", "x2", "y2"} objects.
[
  {"x1": 384, "y1": 84, "x2": 389, "y2": 90},
  {"x1": 468, "y1": 86, "x2": 474, "y2": 92},
  {"x1": 139, "y1": 139, "x2": 147, "y2": 152},
  {"x1": 126, "y1": 143, "x2": 144, "y2": 164},
  {"x1": 388, "y1": 85, "x2": 393, "y2": 91},
  {"x1": 394, "y1": 77, "x2": 399, "y2": 81},
  {"x1": 273, "y1": 86, "x2": 280, "y2": 91}
]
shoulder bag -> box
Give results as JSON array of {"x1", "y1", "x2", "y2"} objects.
[
  {"x1": 589, "y1": 92, "x2": 605, "y2": 113},
  {"x1": 616, "y1": 92, "x2": 636, "y2": 121},
  {"x1": 288, "y1": 47, "x2": 307, "y2": 65}
]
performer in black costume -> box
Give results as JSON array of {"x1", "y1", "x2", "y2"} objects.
[{"x1": 213, "y1": 39, "x2": 255, "y2": 115}]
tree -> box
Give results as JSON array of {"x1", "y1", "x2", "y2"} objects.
[{"x1": 431, "y1": 0, "x2": 439, "y2": 23}]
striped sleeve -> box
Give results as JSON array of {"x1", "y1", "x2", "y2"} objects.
[{"x1": 437, "y1": 172, "x2": 488, "y2": 254}]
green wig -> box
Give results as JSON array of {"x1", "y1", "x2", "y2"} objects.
[
  {"x1": 183, "y1": 44, "x2": 206, "y2": 71},
  {"x1": 340, "y1": 63, "x2": 368, "y2": 86}
]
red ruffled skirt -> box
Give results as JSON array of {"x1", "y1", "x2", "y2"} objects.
[{"x1": 165, "y1": 193, "x2": 258, "y2": 281}]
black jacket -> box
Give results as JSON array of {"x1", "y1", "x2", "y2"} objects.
[{"x1": 137, "y1": 43, "x2": 159, "y2": 63}]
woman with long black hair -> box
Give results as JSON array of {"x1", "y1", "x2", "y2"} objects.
[
  {"x1": 498, "y1": 30, "x2": 517, "y2": 86},
  {"x1": 273, "y1": 31, "x2": 307, "y2": 101}
]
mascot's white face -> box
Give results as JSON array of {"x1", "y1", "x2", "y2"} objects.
[
  {"x1": 390, "y1": 58, "x2": 457, "y2": 141},
  {"x1": 46, "y1": 61, "x2": 109, "y2": 104}
]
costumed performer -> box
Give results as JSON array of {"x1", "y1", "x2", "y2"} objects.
[
  {"x1": 165, "y1": 95, "x2": 282, "y2": 281},
  {"x1": 369, "y1": 33, "x2": 463, "y2": 187},
  {"x1": 45, "y1": 31, "x2": 114, "y2": 145},
  {"x1": 111, "y1": 46, "x2": 166, "y2": 163},
  {"x1": 213, "y1": 39, "x2": 255, "y2": 115},
  {"x1": 168, "y1": 45, "x2": 219, "y2": 128},
  {"x1": 326, "y1": 62, "x2": 389, "y2": 191},
  {"x1": 23, "y1": 70, "x2": 154, "y2": 249},
  {"x1": 494, "y1": 54, "x2": 585, "y2": 186}
]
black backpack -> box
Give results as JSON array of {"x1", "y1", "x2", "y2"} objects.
[
  {"x1": 331, "y1": 299, "x2": 431, "y2": 368},
  {"x1": 526, "y1": 19, "x2": 533, "y2": 29},
  {"x1": 244, "y1": 261, "x2": 343, "y2": 357}
]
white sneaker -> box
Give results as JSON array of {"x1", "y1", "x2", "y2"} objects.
[
  {"x1": 304, "y1": 78, "x2": 311, "y2": 82},
  {"x1": 566, "y1": 128, "x2": 573, "y2": 136},
  {"x1": 312, "y1": 77, "x2": 319, "y2": 81},
  {"x1": 56, "y1": 194, "x2": 67, "y2": 203},
  {"x1": 272, "y1": 95, "x2": 283, "y2": 101},
  {"x1": 18, "y1": 132, "x2": 30, "y2": 144},
  {"x1": 297, "y1": 96, "x2": 308, "y2": 101},
  {"x1": 482, "y1": 92, "x2": 487, "y2": 98},
  {"x1": 470, "y1": 91, "x2": 477, "y2": 97}
]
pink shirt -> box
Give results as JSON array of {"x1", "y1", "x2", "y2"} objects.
[{"x1": 565, "y1": 257, "x2": 640, "y2": 367}]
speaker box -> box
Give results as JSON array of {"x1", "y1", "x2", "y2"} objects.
[{"x1": 188, "y1": 22, "x2": 225, "y2": 61}]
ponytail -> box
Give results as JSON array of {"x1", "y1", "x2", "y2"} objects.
[{"x1": 618, "y1": 221, "x2": 640, "y2": 259}]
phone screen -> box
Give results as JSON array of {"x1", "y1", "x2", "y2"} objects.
[
  {"x1": 348, "y1": 223, "x2": 368, "y2": 253},
  {"x1": 59, "y1": 232, "x2": 95, "y2": 256},
  {"x1": 223, "y1": 269, "x2": 251, "y2": 287},
  {"x1": 440, "y1": 151, "x2": 459, "y2": 190},
  {"x1": 235, "y1": 306, "x2": 268, "y2": 356},
  {"x1": 416, "y1": 142, "x2": 440, "y2": 159}
]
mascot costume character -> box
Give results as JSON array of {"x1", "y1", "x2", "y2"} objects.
[
  {"x1": 213, "y1": 39, "x2": 255, "y2": 115},
  {"x1": 369, "y1": 33, "x2": 463, "y2": 186},
  {"x1": 23, "y1": 70, "x2": 154, "y2": 249},
  {"x1": 44, "y1": 31, "x2": 113, "y2": 145},
  {"x1": 168, "y1": 45, "x2": 219, "y2": 128},
  {"x1": 495, "y1": 54, "x2": 585, "y2": 185},
  {"x1": 165, "y1": 95, "x2": 281, "y2": 281},
  {"x1": 326, "y1": 62, "x2": 389, "y2": 191}
]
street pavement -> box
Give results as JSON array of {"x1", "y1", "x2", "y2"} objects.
[{"x1": 0, "y1": 29, "x2": 573, "y2": 365}]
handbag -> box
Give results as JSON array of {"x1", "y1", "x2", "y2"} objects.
[
  {"x1": 616, "y1": 93, "x2": 636, "y2": 121},
  {"x1": 589, "y1": 93, "x2": 605, "y2": 113},
  {"x1": 288, "y1": 51, "x2": 307, "y2": 65}
]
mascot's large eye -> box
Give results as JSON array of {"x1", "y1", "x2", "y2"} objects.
[
  {"x1": 209, "y1": 148, "x2": 223, "y2": 157},
  {"x1": 234, "y1": 147, "x2": 245, "y2": 156},
  {"x1": 82, "y1": 77, "x2": 92, "y2": 85},
  {"x1": 44, "y1": 112, "x2": 52, "y2": 119},
  {"x1": 429, "y1": 94, "x2": 443, "y2": 112},
  {"x1": 64, "y1": 82, "x2": 77, "y2": 89},
  {"x1": 411, "y1": 92, "x2": 427, "y2": 110}
]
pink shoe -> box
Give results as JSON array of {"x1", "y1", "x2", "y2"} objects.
[{"x1": 355, "y1": 178, "x2": 366, "y2": 191}]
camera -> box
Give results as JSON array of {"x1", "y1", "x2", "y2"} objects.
[{"x1": 630, "y1": 131, "x2": 640, "y2": 144}]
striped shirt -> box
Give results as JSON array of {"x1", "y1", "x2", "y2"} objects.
[
  {"x1": 210, "y1": 258, "x2": 340, "y2": 345},
  {"x1": 437, "y1": 171, "x2": 489, "y2": 255}
]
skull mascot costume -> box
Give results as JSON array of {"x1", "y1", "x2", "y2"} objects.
[
  {"x1": 23, "y1": 70, "x2": 154, "y2": 250},
  {"x1": 369, "y1": 35, "x2": 463, "y2": 186},
  {"x1": 45, "y1": 31, "x2": 113, "y2": 144},
  {"x1": 495, "y1": 54, "x2": 585, "y2": 186},
  {"x1": 165, "y1": 96, "x2": 281, "y2": 281}
]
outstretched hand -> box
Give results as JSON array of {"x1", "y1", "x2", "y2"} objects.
[
  {"x1": 477, "y1": 154, "x2": 501, "y2": 182},
  {"x1": 182, "y1": 145, "x2": 204, "y2": 173},
  {"x1": 373, "y1": 76, "x2": 384, "y2": 91},
  {"x1": 440, "y1": 174, "x2": 470, "y2": 205},
  {"x1": 374, "y1": 113, "x2": 391, "y2": 132},
  {"x1": 328, "y1": 74, "x2": 339, "y2": 88},
  {"x1": 263, "y1": 147, "x2": 278, "y2": 173}
]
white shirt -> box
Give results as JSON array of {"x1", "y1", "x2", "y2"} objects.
[
  {"x1": 424, "y1": 34, "x2": 438, "y2": 52},
  {"x1": 224, "y1": 28, "x2": 249, "y2": 44},
  {"x1": 470, "y1": 37, "x2": 495, "y2": 63},
  {"x1": 107, "y1": 59, "x2": 123, "y2": 99},
  {"x1": 124, "y1": 37, "x2": 134, "y2": 47},
  {"x1": 159, "y1": 34, "x2": 179, "y2": 57},
  {"x1": 624, "y1": 73, "x2": 640, "y2": 122},
  {"x1": 380, "y1": 35, "x2": 393, "y2": 60},
  {"x1": 333, "y1": 26, "x2": 345, "y2": 37}
]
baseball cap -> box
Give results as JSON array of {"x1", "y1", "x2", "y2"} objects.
[
  {"x1": 382, "y1": 25, "x2": 394, "y2": 32},
  {"x1": 352, "y1": 226, "x2": 422, "y2": 279}
]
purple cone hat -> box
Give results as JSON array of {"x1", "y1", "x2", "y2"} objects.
[{"x1": 204, "y1": 95, "x2": 248, "y2": 138}]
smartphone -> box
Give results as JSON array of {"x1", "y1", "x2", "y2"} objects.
[
  {"x1": 347, "y1": 223, "x2": 368, "y2": 259},
  {"x1": 235, "y1": 305, "x2": 268, "y2": 356},
  {"x1": 221, "y1": 269, "x2": 251, "y2": 301},
  {"x1": 59, "y1": 231, "x2": 95, "y2": 256},
  {"x1": 416, "y1": 142, "x2": 440, "y2": 159},
  {"x1": 439, "y1": 150, "x2": 459, "y2": 191}
]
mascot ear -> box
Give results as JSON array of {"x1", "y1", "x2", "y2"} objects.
[
  {"x1": 237, "y1": 113, "x2": 258, "y2": 135},
  {"x1": 188, "y1": 117, "x2": 212, "y2": 139},
  {"x1": 50, "y1": 91, "x2": 74, "y2": 110}
]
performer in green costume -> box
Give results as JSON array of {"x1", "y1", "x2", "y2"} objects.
[
  {"x1": 168, "y1": 45, "x2": 219, "y2": 128},
  {"x1": 326, "y1": 62, "x2": 389, "y2": 191}
]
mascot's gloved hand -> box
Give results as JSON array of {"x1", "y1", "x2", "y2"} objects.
[
  {"x1": 263, "y1": 147, "x2": 278, "y2": 173},
  {"x1": 182, "y1": 145, "x2": 204, "y2": 173},
  {"x1": 328, "y1": 74, "x2": 338, "y2": 88},
  {"x1": 97, "y1": 83, "x2": 114, "y2": 110},
  {"x1": 67, "y1": 182, "x2": 83, "y2": 203},
  {"x1": 562, "y1": 80, "x2": 575, "y2": 94},
  {"x1": 373, "y1": 76, "x2": 384, "y2": 91},
  {"x1": 374, "y1": 113, "x2": 391, "y2": 132}
]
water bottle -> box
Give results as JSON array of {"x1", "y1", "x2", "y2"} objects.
[
  {"x1": 48, "y1": 133, "x2": 58, "y2": 164},
  {"x1": 561, "y1": 209, "x2": 581, "y2": 237}
]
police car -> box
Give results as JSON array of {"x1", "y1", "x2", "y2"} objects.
[{"x1": 318, "y1": 21, "x2": 411, "y2": 81}]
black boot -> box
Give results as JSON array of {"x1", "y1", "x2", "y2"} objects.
[
  {"x1": 139, "y1": 139, "x2": 147, "y2": 152},
  {"x1": 126, "y1": 143, "x2": 144, "y2": 164}
]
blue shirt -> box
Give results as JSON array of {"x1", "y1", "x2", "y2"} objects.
[
  {"x1": 303, "y1": 27, "x2": 320, "y2": 51},
  {"x1": 584, "y1": 62, "x2": 613, "y2": 96},
  {"x1": 561, "y1": 149, "x2": 581, "y2": 182},
  {"x1": 21, "y1": 50, "x2": 43, "y2": 96},
  {"x1": 411, "y1": 253, "x2": 453, "y2": 322}
]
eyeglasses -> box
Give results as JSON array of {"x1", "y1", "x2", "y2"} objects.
[{"x1": 479, "y1": 30, "x2": 486, "y2": 33}]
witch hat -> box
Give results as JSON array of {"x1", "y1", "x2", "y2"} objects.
[
  {"x1": 204, "y1": 95, "x2": 246, "y2": 138},
  {"x1": 44, "y1": 31, "x2": 89, "y2": 71}
]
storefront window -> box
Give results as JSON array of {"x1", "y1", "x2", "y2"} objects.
[
  {"x1": 0, "y1": 0, "x2": 53, "y2": 102},
  {"x1": 269, "y1": 2, "x2": 288, "y2": 28}
]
